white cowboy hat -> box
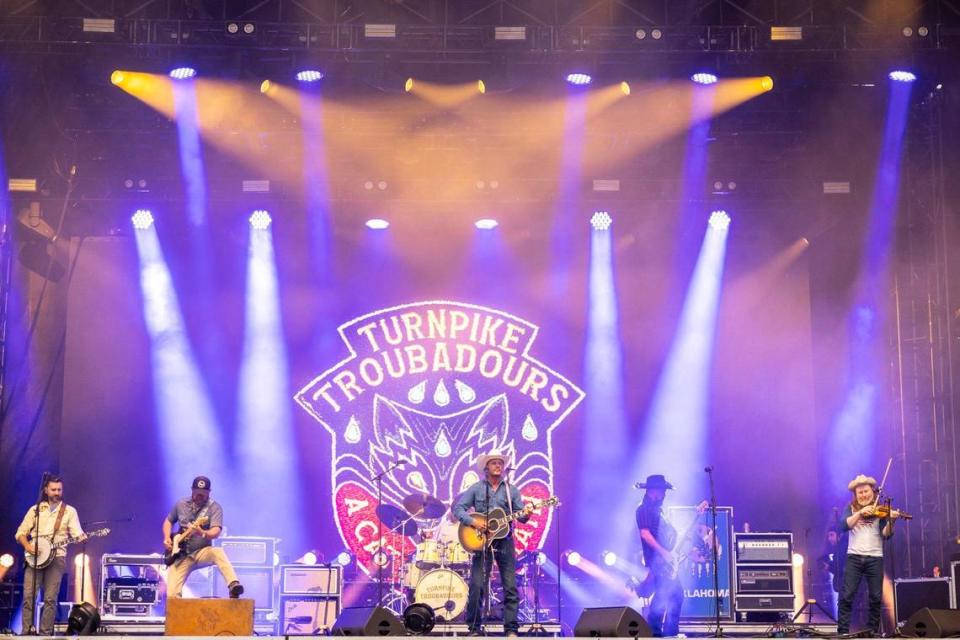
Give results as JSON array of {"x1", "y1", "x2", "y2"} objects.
[
  {"x1": 847, "y1": 474, "x2": 877, "y2": 491},
  {"x1": 476, "y1": 452, "x2": 510, "y2": 473}
]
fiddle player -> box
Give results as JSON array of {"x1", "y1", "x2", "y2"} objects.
[{"x1": 836, "y1": 474, "x2": 899, "y2": 636}]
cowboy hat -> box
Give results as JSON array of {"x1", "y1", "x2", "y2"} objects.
[
  {"x1": 847, "y1": 474, "x2": 877, "y2": 491},
  {"x1": 476, "y1": 452, "x2": 510, "y2": 473},
  {"x1": 636, "y1": 474, "x2": 674, "y2": 490}
]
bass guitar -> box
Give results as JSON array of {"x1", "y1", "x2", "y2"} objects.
[
  {"x1": 25, "y1": 528, "x2": 111, "y2": 569},
  {"x1": 636, "y1": 500, "x2": 710, "y2": 597},
  {"x1": 164, "y1": 516, "x2": 209, "y2": 566},
  {"x1": 459, "y1": 496, "x2": 560, "y2": 553}
]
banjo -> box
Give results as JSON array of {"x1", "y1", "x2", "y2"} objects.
[{"x1": 24, "y1": 528, "x2": 110, "y2": 569}]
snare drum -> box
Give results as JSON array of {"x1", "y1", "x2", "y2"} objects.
[
  {"x1": 415, "y1": 540, "x2": 443, "y2": 568},
  {"x1": 444, "y1": 542, "x2": 472, "y2": 567},
  {"x1": 413, "y1": 568, "x2": 469, "y2": 620}
]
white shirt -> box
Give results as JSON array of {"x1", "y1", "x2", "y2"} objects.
[
  {"x1": 847, "y1": 514, "x2": 884, "y2": 557},
  {"x1": 15, "y1": 501, "x2": 84, "y2": 558}
]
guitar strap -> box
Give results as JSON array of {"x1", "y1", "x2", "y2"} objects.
[
  {"x1": 52, "y1": 503, "x2": 67, "y2": 538},
  {"x1": 504, "y1": 479, "x2": 514, "y2": 534}
]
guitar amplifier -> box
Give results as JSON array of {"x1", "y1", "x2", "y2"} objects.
[
  {"x1": 281, "y1": 565, "x2": 342, "y2": 596},
  {"x1": 213, "y1": 565, "x2": 275, "y2": 610},
  {"x1": 280, "y1": 595, "x2": 340, "y2": 635},
  {"x1": 734, "y1": 533, "x2": 793, "y2": 564},
  {"x1": 214, "y1": 536, "x2": 276, "y2": 566},
  {"x1": 736, "y1": 566, "x2": 793, "y2": 594}
]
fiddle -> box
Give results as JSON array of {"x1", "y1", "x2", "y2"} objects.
[{"x1": 873, "y1": 503, "x2": 912, "y2": 520}]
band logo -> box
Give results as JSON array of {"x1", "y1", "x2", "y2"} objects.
[{"x1": 295, "y1": 301, "x2": 585, "y2": 574}]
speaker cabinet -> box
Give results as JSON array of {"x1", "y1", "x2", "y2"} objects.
[
  {"x1": 902, "y1": 608, "x2": 960, "y2": 638},
  {"x1": 331, "y1": 606, "x2": 404, "y2": 636},
  {"x1": 164, "y1": 598, "x2": 254, "y2": 636},
  {"x1": 574, "y1": 606, "x2": 652, "y2": 637}
]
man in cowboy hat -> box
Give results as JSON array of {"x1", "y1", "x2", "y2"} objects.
[
  {"x1": 635, "y1": 474, "x2": 683, "y2": 637},
  {"x1": 453, "y1": 452, "x2": 532, "y2": 637},
  {"x1": 836, "y1": 473, "x2": 898, "y2": 636}
]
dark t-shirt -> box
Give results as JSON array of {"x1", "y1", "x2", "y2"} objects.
[{"x1": 636, "y1": 501, "x2": 676, "y2": 568}]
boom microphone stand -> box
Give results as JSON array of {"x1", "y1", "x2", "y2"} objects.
[
  {"x1": 705, "y1": 466, "x2": 723, "y2": 638},
  {"x1": 373, "y1": 460, "x2": 405, "y2": 607},
  {"x1": 27, "y1": 472, "x2": 49, "y2": 634}
]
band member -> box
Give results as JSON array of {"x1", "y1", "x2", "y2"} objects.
[
  {"x1": 817, "y1": 528, "x2": 842, "y2": 618},
  {"x1": 836, "y1": 474, "x2": 898, "y2": 635},
  {"x1": 15, "y1": 475, "x2": 84, "y2": 635},
  {"x1": 635, "y1": 474, "x2": 683, "y2": 637},
  {"x1": 162, "y1": 476, "x2": 244, "y2": 599},
  {"x1": 453, "y1": 452, "x2": 532, "y2": 637}
]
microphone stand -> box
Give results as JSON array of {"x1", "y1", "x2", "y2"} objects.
[
  {"x1": 372, "y1": 460, "x2": 404, "y2": 607},
  {"x1": 28, "y1": 472, "x2": 49, "y2": 634},
  {"x1": 706, "y1": 467, "x2": 723, "y2": 638}
]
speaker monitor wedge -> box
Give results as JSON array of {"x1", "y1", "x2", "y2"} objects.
[
  {"x1": 574, "y1": 606, "x2": 652, "y2": 637},
  {"x1": 331, "y1": 606, "x2": 404, "y2": 636},
  {"x1": 902, "y1": 608, "x2": 960, "y2": 638}
]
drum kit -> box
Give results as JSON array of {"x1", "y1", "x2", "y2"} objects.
[{"x1": 374, "y1": 492, "x2": 473, "y2": 620}]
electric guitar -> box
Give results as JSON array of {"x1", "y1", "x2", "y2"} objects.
[
  {"x1": 636, "y1": 500, "x2": 710, "y2": 597},
  {"x1": 459, "y1": 496, "x2": 560, "y2": 553},
  {"x1": 164, "y1": 516, "x2": 209, "y2": 566},
  {"x1": 25, "y1": 528, "x2": 111, "y2": 569}
]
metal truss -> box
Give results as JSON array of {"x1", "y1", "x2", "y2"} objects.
[{"x1": 890, "y1": 86, "x2": 959, "y2": 576}]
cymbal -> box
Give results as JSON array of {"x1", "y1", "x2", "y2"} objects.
[
  {"x1": 375, "y1": 504, "x2": 419, "y2": 537},
  {"x1": 403, "y1": 493, "x2": 447, "y2": 519}
]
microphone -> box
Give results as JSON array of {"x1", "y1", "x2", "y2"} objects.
[{"x1": 704, "y1": 466, "x2": 713, "y2": 473}]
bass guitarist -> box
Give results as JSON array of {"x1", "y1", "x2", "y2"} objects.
[
  {"x1": 162, "y1": 476, "x2": 243, "y2": 599},
  {"x1": 635, "y1": 474, "x2": 683, "y2": 637},
  {"x1": 453, "y1": 452, "x2": 532, "y2": 637},
  {"x1": 15, "y1": 475, "x2": 83, "y2": 635}
]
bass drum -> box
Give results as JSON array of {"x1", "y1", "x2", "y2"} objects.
[{"x1": 413, "y1": 568, "x2": 469, "y2": 621}]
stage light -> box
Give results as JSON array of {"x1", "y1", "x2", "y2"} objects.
[
  {"x1": 620, "y1": 81, "x2": 631, "y2": 95},
  {"x1": 110, "y1": 70, "x2": 125, "y2": 85},
  {"x1": 566, "y1": 73, "x2": 592, "y2": 86},
  {"x1": 708, "y1": 210, "x2": 730, "y2": 230},
  {"x1": 0, "y1": 554, "x2": 13, "y2": 568},
  {"x1": 403, "y1": 603, "x2": 435, "y2": 634},
  {"x1": 243, "y1": 22, "x2": 255, "y2": 34},
  {"x1": 691, "y1": 73, "x2": 719, "y2": 85},
  {"x1": 366, "y1": 218, "x2": 389, "y2": 230},
  {"x1": 602, "y1": 551, "x2": 617, "y2": 566},
  {"x1": 67, "y1": 602, "x2": 100, "y2": 636},
  {"x1": 300, "y1": 551, "x2": 318, "y2": 565},
  {"x1": 475, "y1": 218, "x2": 498, "y2": 230},
  {"x1": 761, "y1": 76, "x2": 774, "y2": 91},
  {"x1": 793, "y1": 552, "x2": 804, "y2": 567},
  {"x1": 227, "y1": 22, "x2": 239, "y2": 34},
  {"x1": 405, "y1": 78, "x2": 415, "y2": 92},
  {"x1": 918, "y1": 26, "x2": 929, "y2": 37},
  {"x1": 635, "y1": 29, "x2": 647, "y2": 40},
  {"x1": 565, "y1": 551, "x2": 582, "y2": 566},
  {"x1": 537, "y1": 552, "x2": 547, "y2": 565},
  {"x1": 169, "y1": 67, "x2": 197, "y2": 80},
  {"x1": 889, "y1": 70, "x2": 917, "y2": 83},
  {"x1": 590, "y1": 211, "x2": 612, "y2": 231},
  {"x1": 296, "y1": 69, "x2": 324, "y2": 82},
  {"x1": 249, "y1": 209, "x2": 272, "y2": 230},
  {"x1": 901, "y1": 26, "x2": 913, "y2": 37},
  {"x1": 273, "y1": 552, "x2": 281, "y2": 567},
  {"x1": 336, "y1": 551, "x2": 353, "y2": 565},
  {"x1": 131, "y1": 209, "x2": 154, "y2": 230},
  {"x1": 651, "y1": 29, "x2": 663, "y2": 39}
]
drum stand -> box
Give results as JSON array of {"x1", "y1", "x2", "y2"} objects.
[{"x1": 380, "y1": 516, "x2": 417, "y2": 614}]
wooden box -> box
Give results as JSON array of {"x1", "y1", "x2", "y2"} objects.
[{"x1": 164, "y1": 598, "x2": 254, "y2": 636}]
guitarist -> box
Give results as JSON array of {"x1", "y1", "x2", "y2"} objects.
[
  {"x1": 162, "y1": 476, "x2": 244, "y2": 599},
  {"x1": 14, "y1": 475, "x2": 84, "y2": 635},
  {"x1": 453, "y1": 452, "x2": 532, "y2": 637},
  {"x1": 635, "y1": 474, "x2": 683, "y2": 637}
]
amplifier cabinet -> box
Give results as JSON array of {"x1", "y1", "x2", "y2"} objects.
[
  {"x1": 214, "y1": 536, "x2": 276, "y2": 566},
  {"x1": 105, "y1": 577, "x2": 158, "y2": 605},
  {"x1": 735, "y1": 594, "x2": 795, "y2": 612},
  {"x1": 734, "y1": 533, "x2": 793, "y2": 564},
  {"x1": 280, "y1": 595, "x2": 340, "y2": 635},
  {"x1": 281, "y1": 565, "x2": 342, "y2": 596},
  {"x1": 736, "y1": 565, "x2": 793, "y2": 594},
  {"x1": 894, "y1": 577, "x2": 955, "y2": 625},
  {"x1": 212, "y1": 565, "x2": 275, "y2": 610},
  {"x1": 100, "y1": 554, "x2": 165, "y2": 617}
]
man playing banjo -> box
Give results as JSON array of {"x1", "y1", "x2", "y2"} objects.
[{"x1": 15, "y1": 475, "x2": 85, "y2": 635}]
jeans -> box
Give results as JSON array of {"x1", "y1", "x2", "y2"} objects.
[
  {"x1": 21, "y1": 556, "x2": 66, "y2": 635},
  {"x1": 465, "y1": 536, "x2": 520, "y2": 633},
  {"x1": 837, "y1": 554, "x2": 884, "y2": 635},
  {"x1": 647, "y1": 572, "x2": 683, "y2": 637}
]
